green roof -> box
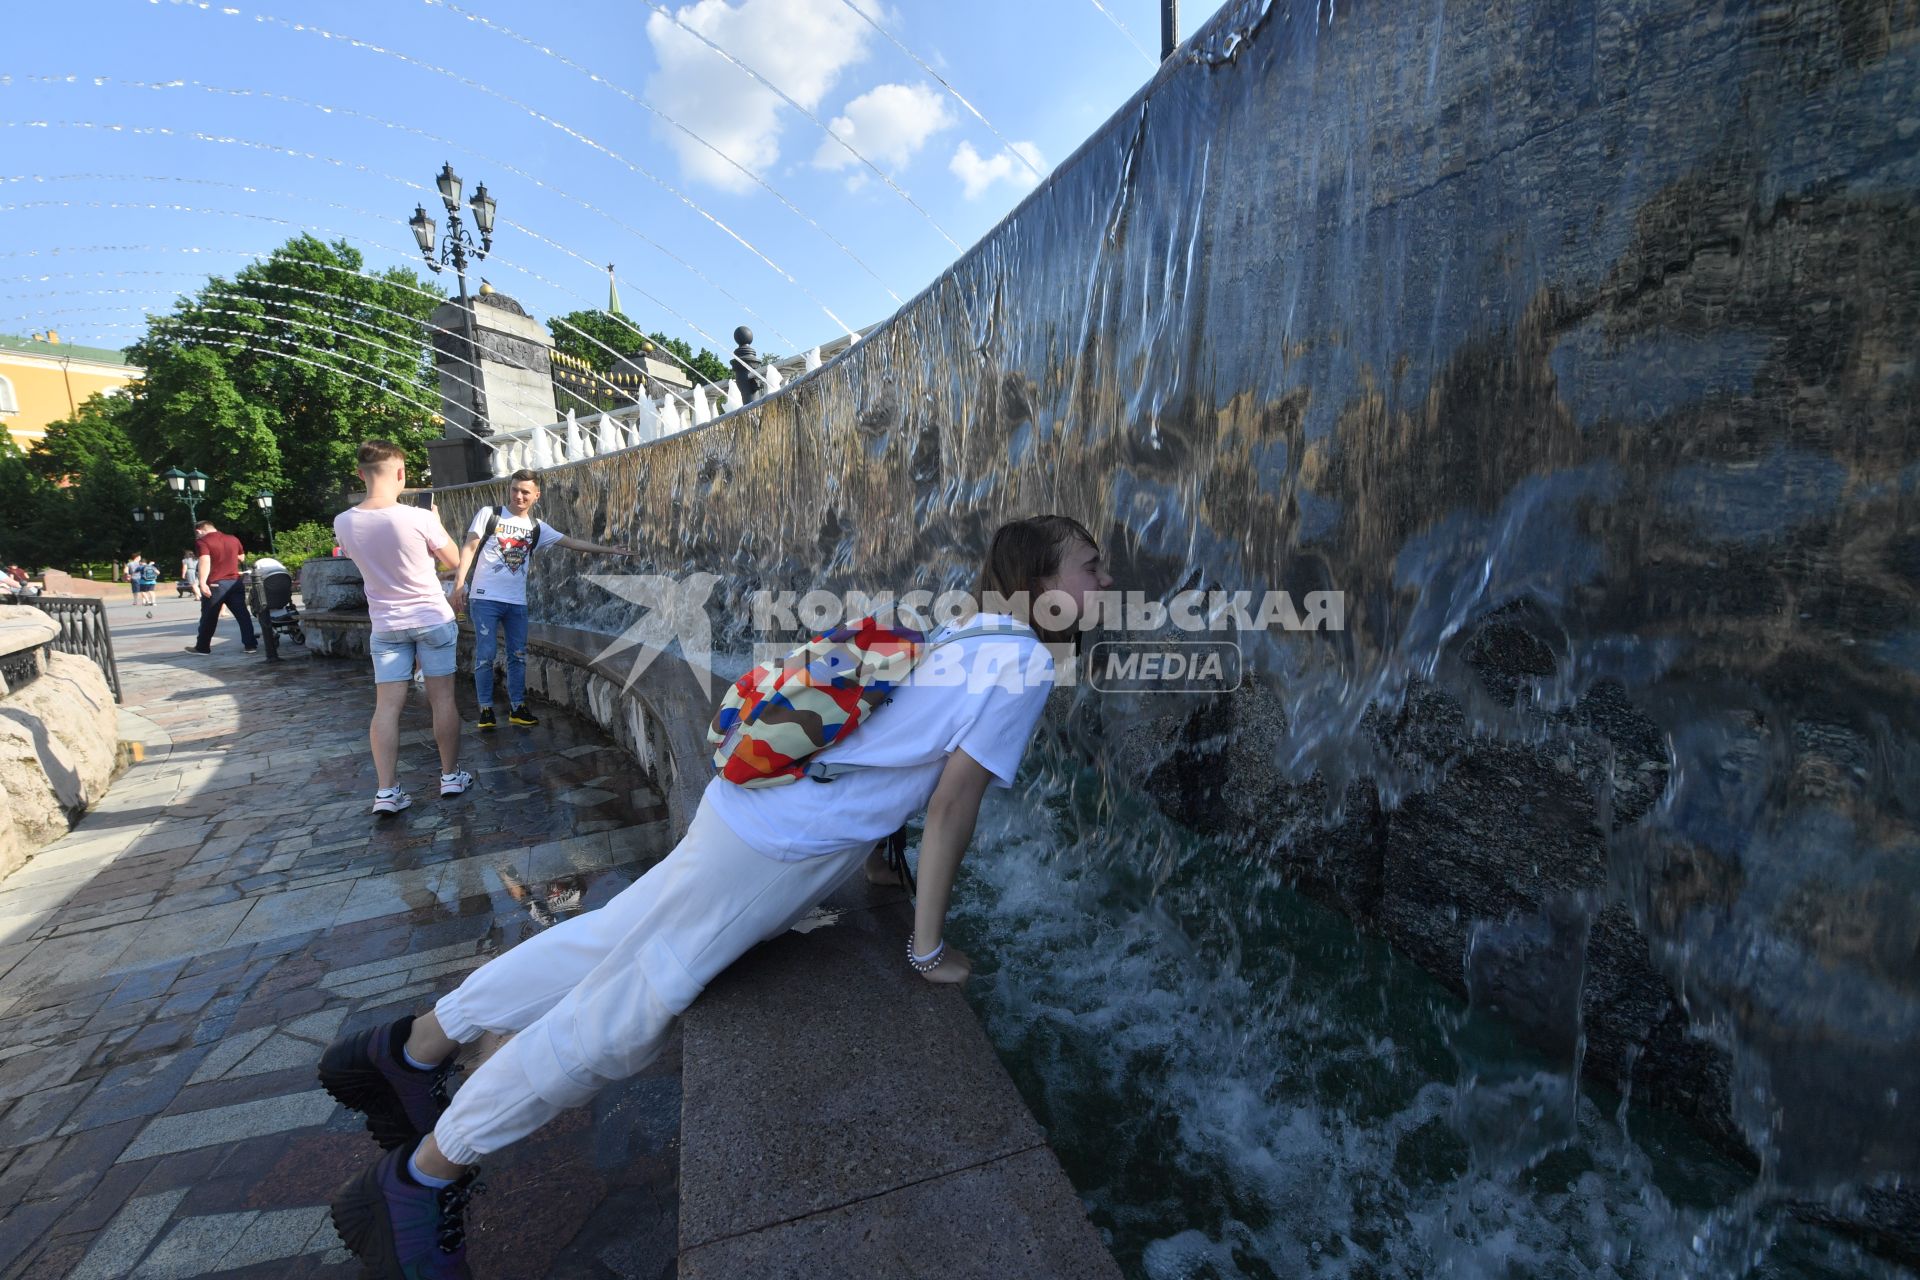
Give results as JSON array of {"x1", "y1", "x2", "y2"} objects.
[{"x1": 0, "y1": 332, "x2": 139, "y2": 368}]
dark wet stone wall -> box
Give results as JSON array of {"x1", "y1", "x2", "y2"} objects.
[{"x1": 434, "y1": 0, "x2": 1920, "y2": 1252}]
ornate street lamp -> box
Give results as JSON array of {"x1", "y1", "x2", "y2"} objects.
[
  {"x1": 410, "y1": 162, "x2": 498, "y2": 444},
  {"x1": 130, "y1": 506, "x2": 165, "y2": 525},
  {"x1": 163, "y1": 466, "x2": 209, "y2": 524},
  {"x1": 254, "y1": 490, "x2": 276, "y2": 555}
]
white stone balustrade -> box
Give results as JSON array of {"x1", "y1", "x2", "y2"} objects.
[
  {"x1": 485, "y1": 387, "x2": 718, "y2": 478},
  {"x1": 480, "y1": 342, "x2": 846, "y2": 479}
]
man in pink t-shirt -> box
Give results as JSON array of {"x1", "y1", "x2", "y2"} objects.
[{"x1": 332, "y1": 440, "x2": 472, "y2": 816}]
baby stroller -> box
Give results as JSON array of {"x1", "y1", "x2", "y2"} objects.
[
  {"x1": 175, "y1": 575, "x2": 195, "y2": 599},
  {"x1": 244, "y1": 556, "x2": 306, "y2": 661}
]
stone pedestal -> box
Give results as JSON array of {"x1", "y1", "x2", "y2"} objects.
[
  {"x1": 427, "y1": 435, "x2": 493, "y2": 488},
  {"x1": 430, "y1": 289, "x2": 555, "y2": 482}
]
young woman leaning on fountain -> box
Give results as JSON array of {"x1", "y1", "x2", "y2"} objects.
[{"x1": 315, "y1": 514, "x2": 1111, "y2": 1279}]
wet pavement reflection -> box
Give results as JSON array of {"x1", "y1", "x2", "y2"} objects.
[{"x1": 0, "y1": 597, "x2": 678, "y2": 1280}]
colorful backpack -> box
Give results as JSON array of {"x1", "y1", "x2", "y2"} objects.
[{"x1": 707, "y1": 613, "x2": 1029, "y2": 788}]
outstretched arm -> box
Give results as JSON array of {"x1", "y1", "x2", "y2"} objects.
[
  {"x1": 554, "y1": 534, "x2": 637, "y2": 557},
  {"x1": 450, "y1": 532, "x2": 482, "y2": 612},
  {"x1": 909, "y1": 748, "x2": 995, "y2": 984}
]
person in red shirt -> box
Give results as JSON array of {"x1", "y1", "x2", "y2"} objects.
[{"x1": 185, "y1": 519, "x2": 257, "y2": 654}]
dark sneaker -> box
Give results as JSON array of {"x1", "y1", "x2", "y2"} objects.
[
  {"x1": 183, "y1": 645, "x2": 211, "y2": 654},
  {"x1": 476, "y1": 707, "x2": 496, "y2": 732},
  {"x1": 330, "y1": 1138, "x2": 481, "y2": 1280},
  {"x1": 318, "y1": 1014, "x2": 453, "y2": 1149},
  {"x1": 508, "y1": 705, "x2": 538, "y2": 726}
]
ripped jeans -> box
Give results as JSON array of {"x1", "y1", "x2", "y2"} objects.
[{"x1": 469, "y1": 597, "x2": 529, "y2": 709}]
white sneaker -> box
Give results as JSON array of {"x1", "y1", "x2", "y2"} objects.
[
  {"x1": 372, "y1": 788, "x2": 412, "y2": 815},
  {"x1": 439, "y1": 770, "x2": 474, "y2": 798}
]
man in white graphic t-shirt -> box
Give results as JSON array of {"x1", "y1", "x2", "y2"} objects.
[{"x1": 452, "y1": 468, "x2": 637, "y2": 731}]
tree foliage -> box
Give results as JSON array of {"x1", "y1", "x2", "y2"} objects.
[
  {"x1": 272, "y1": 520, "x2": 337, "y2": 574},
  {"x1": 546, "y1": 309, "x2": 729, "y2": 414},
  {"x1": 0, "y1": 438, "x2": 66, "y2": 571},
  {"x1": 123, "y1": 234, "x2": 444, "y2": 532},
  {"x1": 2, "y1": 394, "x2": 161, "y2": 569},
  {"x1": 15, "y1": 236, "x2": 443, "y2": 569}
]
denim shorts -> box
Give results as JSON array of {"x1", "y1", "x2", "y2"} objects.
[{"x1": 370, "y1": 620, "x2": 459, "y2": 684}]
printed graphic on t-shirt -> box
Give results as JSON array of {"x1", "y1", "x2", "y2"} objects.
[
  {"x1": 493, "y1": 525, "x2": 535, "y2": 574},
  {"x1": 478, "y1": 514, "x2": 544, "y2": 577}
]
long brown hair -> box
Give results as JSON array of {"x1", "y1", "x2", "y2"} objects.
[{"x1": 973, "y1": 515, "x2": 1098, "y2": 643}]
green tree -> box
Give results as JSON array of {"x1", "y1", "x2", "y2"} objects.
[
  {"x1": 649, "y1": 331, "x2": 731, "y2": 387},
  {"x1": 271, "y1": 520, "x2": 337, "y2": 574},
  {"x1": 28, "y1": 390, "x2": 139, "y2": 484},
  {"x1": 0, "y1": 438, "x2": 65, "y2": 571},
  {"x1": 12, "y1": 393, "x2": 161, "y2": 567},
  {"x1": 136, "y1": 346, "x2": 282, "y2": 533},
  {"x1": 546, "y1": 310, "x2": 728, "y2": 413},
  {"x1": 125, "y1": 234, "x2": 444, "y2": 529},
  {"x1": 62, "y1": 395, "x2": 154, "y2": 563}
]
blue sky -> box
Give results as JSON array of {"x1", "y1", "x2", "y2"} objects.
[{"x1": 3, "y1": 0, "x2": 1206, "y2": 368}]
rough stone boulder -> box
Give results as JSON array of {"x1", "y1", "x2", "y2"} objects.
[
  {"x1": 299, "y1": 556, "x2": 367, "y2": 613},
  {"x1": 0, "y1": 645, "x2": 120, "y2": 878}
]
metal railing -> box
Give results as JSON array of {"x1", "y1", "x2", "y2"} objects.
[{"x1": 32, "y1": 596, "x2": 123, "y2": 703}]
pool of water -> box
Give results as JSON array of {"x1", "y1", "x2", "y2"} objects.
[{"x1": 947, "y1": 753, "x2": 1909, "y2": 1280}]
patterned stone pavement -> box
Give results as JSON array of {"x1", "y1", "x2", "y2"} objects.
[{"x1": 0, "y1": 595, "x2": 682, "y2": 1279}]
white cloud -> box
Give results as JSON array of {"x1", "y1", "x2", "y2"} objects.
[
  {"x1": 813, "y1": 83, "x2": 955, "y2": 178},
  {"x1": 949, "y1": 140, "x2": 1046, "y2": 200},
  {"x1": 644, "y1": 0, "x2": 881, "y2": 192}
]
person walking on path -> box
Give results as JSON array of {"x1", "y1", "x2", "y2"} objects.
[
  {"x1": 450, "y1": 468, "x2": 637, "y2": 731},
  {"x1": 184, "y1": 522, "x2": 257, "y2": 654},
  {"x1": 179, "y1": 550, "x2": 198, "y2": 596},
  {"x1": 124, "y1": 554, "x2": 147, "y2": 604},
  {"x1": 331, "y1": 440, "x2": 474, "y2": 817},
  {"x1": 316, "y1": 515, "x2": 1109, "y2": 1279},
  {"x1": 133, "y1": 556, "x2": 160, "y2": 613}
]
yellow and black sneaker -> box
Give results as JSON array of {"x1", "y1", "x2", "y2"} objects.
[
  {"x1": 476, "y1": 707, "x2": 497, "y2": 732},
  {"x1": 508, "y1": 705, "x2": 539, "y2": 727}
]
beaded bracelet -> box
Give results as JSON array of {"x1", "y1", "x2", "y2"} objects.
[{"x1": 907, "y1": 934, "x2": 945, "y2": 973}]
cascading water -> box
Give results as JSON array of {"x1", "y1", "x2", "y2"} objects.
[
  {"x1": 478, "y1": 0, "x2": 1918, "y2": 1272},
  {"x1": 8, "y1": 0, "x2": 1915, "y2": 1274},
  {"x1": 949, "y1": 759, "x2": 1909, "y2": 1278}
]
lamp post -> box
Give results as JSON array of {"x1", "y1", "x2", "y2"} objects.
[
  {"x1": 163, "y1": 466, "x2": 209, "y2": 524},
  {"x1": 410, "y1": 164, "x2": 497, "y2": 446},
  {"x1": 131, "y1": 505, "x2": 165, "y2": 569},
  {"x1": 254, "y1": 491, "x2": 276, "y2": 555}
]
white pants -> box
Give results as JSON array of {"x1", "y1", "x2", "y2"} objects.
[{"x1": 430, "y1": 795, "x2": 869, "y2": 1165}]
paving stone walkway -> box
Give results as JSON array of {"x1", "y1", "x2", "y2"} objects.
[{"x1": 0, "y1": 595, "x2": 682, "y2": 1279}]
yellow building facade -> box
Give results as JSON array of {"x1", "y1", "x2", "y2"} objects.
[{"x1": 0, "y1": 332, "x2": 143, "y2": 454}]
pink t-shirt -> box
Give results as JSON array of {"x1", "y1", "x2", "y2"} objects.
[{"x1": 333, "y1": 504, "x2": 457, "y2": 633}]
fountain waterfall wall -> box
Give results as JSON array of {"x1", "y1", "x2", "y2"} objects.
[{"x1": 435, "y1": 0, "x2": 1920, "y2": 1252}]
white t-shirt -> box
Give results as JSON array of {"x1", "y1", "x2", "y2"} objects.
[
  {"x1": 466, "y1": 507, "x2": 565, "y2": 606},
  {"x1": 703, "y1": 616, "x2": 1058, "y2": 861}
]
